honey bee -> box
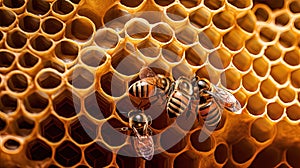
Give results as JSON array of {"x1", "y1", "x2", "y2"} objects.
[
  {"x1": 119, "y1": 110, "x2": 154, "y2": 160},
  {"x1": 192, "y1": 76, "x2": 242, "y2": 128}
]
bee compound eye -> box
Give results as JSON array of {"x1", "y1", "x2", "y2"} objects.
[{"x1": 198, "y1": 80, "x2": 209, "y2": 90}]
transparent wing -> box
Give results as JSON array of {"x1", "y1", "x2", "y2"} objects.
[
  {"x1": 139, "y1": 66, "x2": 157, "y2": 79},
  {"x1": 133, "y1": 132, "x2": 154, "y2": 160},
  {"x1": 206, "y1": 85, "x2": 241, "y2": 112}
]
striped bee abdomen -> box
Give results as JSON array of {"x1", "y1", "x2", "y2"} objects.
[
  {"x1": 167, "y1": 90, "x2": 190, "y2": 117},
  {"x1": 129, "y1": 80, "x2": 156, "y2": 98},
  {"x1": 199, "y1": 100, "x2": 221, "y2": 127}
]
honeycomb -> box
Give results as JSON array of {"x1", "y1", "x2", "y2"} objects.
[{"x1": 0, "y1": 0, "x2": 300, "y2": 167}]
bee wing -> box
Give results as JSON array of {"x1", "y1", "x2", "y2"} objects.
[
  {"x1": 133, "y1": 134, "x2": 154, "y2": 160},
  {"x1": 139, "y1": 67, "x2": 157, "y2": 79},
  {"x1": 207, "y1": 85, "x2": 241, "y2": 113}
]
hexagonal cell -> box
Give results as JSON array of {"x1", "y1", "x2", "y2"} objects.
[
  {"x1": 294, "y1": 17, "x2": 300, "y2": 31},
  {"x1": 189, "y1": 7, "x2": 211, "y2": 29},
  {"x1": 18, "y1": 14, "x2": 40, "y2": 33},
  {"x1": 254, "y1": 0, "x2": 283, "y2": 10},
  {"x1": 242, "y1": 72, "x2": 260, "y2": 92},
  {"x1": 174, "y1": 151, "x2": 200, "y2": 168},
  {"x1": 68, "y1": 66, "x2": 94, "y2": 89},
  {"x1": 213, "y1": 11, "x2": 234, "y2": 30},
  {"x1": 214, "y1": 143, "x2": 228, "y2": 164},
  {"x1": 286, "y1": 104, "x2": 300, "y2": 121},
  {"x1": 27, "y1": 0, "x2": 50, "y2": 16},
  {"x1": 275, "y1": 13, "x2": 290, "y2": 27},
  {"x1": 0, "y1": 50, "x2": 15, "y2": 69},
  {"x1": 208, "y1": 48, "x2": 231, "y2": 70},
  {"x1": 162, "y1": 41, "x2": 184, "y2": 63},
  {"x1": 95, "y1": 28, "x2": 119, "y2": 49},
  {"x1": 253, "y1": 57, "x2": 269, "y2": 77},
  {"x1": 172, "y1": 62, "x2": 193, "y2": 79},
  {"x1": 0, "y1": 94, "x2": 18, "y2": 114},
  {"x1": 154, "y1": 0, "x2": 175, "y2": 6},
  {"x1": 264, "y1": 45, "x2": 282, "y2": 61},
  {"x1": 291, "y1": 69, "x2": 300, "y2": 89},
  {"x1": 120, "y1": 0, "x2": 143, "y2": 7},
  {"x1": 55, "y1": 140, "x2": 82, "y2": 167},
  {"x1": 103, "y1": 5, "x2": 131, "y2": 31},
  {"x1": 37, "y1": 70, "x2": 62, "y2": 90},
  {"x1": 166, "y1": 4, "x2": 187, "y2": 22},
  {"x1": 232, "y1": 138, "x2": 256, "y2": 164},
  {"x1": 259, "y1": 26, "x2": 277, "y2": 43},
  {"x1": 14, "y1": 116, "x2": 35, "y2": 136},
  {"x1": 204, "y1": 0, "x2": 224, "y2": 10},
  {"x1": 40, "y1": 114, "x2": 65, "y2": 143},
  {"x1": 278, "y1": 87, "x2": 295, "y2": 103},
  {"x1": 85, "y1": 142, "x2": 113, "y2": 167},
  {"x1": 0, "y1": 8, "x2": 17, "y2": 28},
  {"x1": 116, "y1": 144, "x2": 142, "y2": 168},
  {"x1": 101, "y1": 118, "x2": 127, "y2": 147},
  {"x1": 223, "y1": 28, "x2": 244, "y2": 51},
  {"x1": 137, "y1": 39, "x2": 160, "y2": 59},
  {"x1": 24, "y1": 92, "x2": 49, "y2": 113},
  {"x1": 55, "y1": 40, "x2": 79, "y2": 64},
  {"x1": 250, "y1": 117, "x2": 275, "y2": 143},
  {"x1": 26, "y1": 139, "x2": 52, "y2": 161},
  {"x1": 271, "y1": 64, "x2": 290, "y2": 85},
  {"x1": 246, "y1": 93, "x2": 266, "y2": 116},
  {"x1": 245, "y1": 36, "x2": 263, "y2": 55},
  {"x1": 175, "y1": 26, "x2": 197, "y2": 45},
  {"x1": 185, "y1": 44, "x2": 207, "y2": 67},
  {"x1": 199, "y1": 28, "x2": 221, "y2": 50},
  {"x1": 195, "y1": 66, "x2": 220, "y2": 85},
  {"x1": 125, "y1": 18, "x2": 150, "y2": 39},
  {"x1": 267, "y1": 102, "x2": 284, "y2": 121},
  {"x1": 3, "y1": 138, "x2": 21, "y2": 151},
  {"x1": 190, "y1": 129, "x2": 214, "y2": 152},
  {"x1": 6, "y1": 29, "x2": 27, "y2": 50},
  {"x1": 286, "y1": 145, "x2": 300, "y2": 167},
  {"x1": 69, "y1": 115, "x2": 97, "y2": 144},
  {"x1": 53, "y1": 89, "x2": 81, "y2": 118},
  {"x1": 42, "y1": 17, "x2": 64, "y2": 37},
  {"x1": 65, "y1": 16, "x2": 95, "y2": 42},
  {"x1": 18, "y1": 51, "x2": 40, "y2": 69},
  {"x1": 260, "y1": 78, "x2": 277, "y2": 99},
  {"x1": 179, "y1": 0, "x2": 201, "y2": 8},
  {"x1": 250, "y1": 146, "x2": 282, "y2": 167},
  {"x1": 220, "y1": 68, "x2": 241, "y2": 90},
  {"x1": 232, "y1": 50, "x2": 252, "y2": 72},
  {"x1": 254, "y1": 6, "x2": 270, "y2": 22},
  {"x1": 160, "y1": 128, "x2": 187, "y2": 153},
  {"x1": 52, "y1": 0, "x2": 74, "y2": 16},
  {"x1": 284, "y1": 49, "x2": 300, "y2": 66},
  {"x1": 279, "y1": 31, "x2": 297, "y2": 48},
  {"x1": 30, "y1": 34, "x2": 54, "y2": 53},
  {"x1": 151, "y1": 22, "x2": 173, "y2": 44},
  {"x1": 227, "y1": 0, "x2": 251, "y2": 9},
  {"x1": 7, "y1": 72, "x2": 28, "y2": 93},
  {"x1": 80, "y1": 47, "x2": 107, "y2": 68},
  {"x1": 289, "y1": 0, "x2": 300, "y2": 13}
]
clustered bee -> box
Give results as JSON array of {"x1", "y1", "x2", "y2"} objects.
[{"x1": 123, "y1": 67, "x2": 241, "y2": 160}]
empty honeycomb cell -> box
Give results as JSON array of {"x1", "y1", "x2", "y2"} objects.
[
  {"x1": 116, "y1": 145, "x2": 142, "y2": 168},
  {"x1": 227, "y1": 0, "x2": 252, "y2": 9},
  {"x1": 175, "y1": 26, "x2": 198, "y2": 45},
  {"x1": 52, "y1": 0, "x2": 75, "y2": 21},
  {"x1": 103, "y1": 5, "x2": 131, "y2": 31},
  {"x1": 0, "y1": 50, "x2": 15, "y2": 70},
  {"x1": 286, "y1": 145, "x2": 300, "y2": 167},
  {"x1": 80, "y1": 47, "x2": 107, "y2": 68},
  {"x1": 125, "y1": 18, "x2": 150, "y2": 40},
  {"x1": 185, "y1": 44, "x2": 207, "y2": 67},
  {"x1": 253, "y1": 5, "x2": 270, "y2": 22},
  {"x1": 6, "y1": 29, "x2": 28, "y2": 50},
  {"x1": 40, "y1": 114, "x2": 65, "y2": 143},
  {"x1": 100, "y1": 72, "x2": 127, "y2": 98},
  {"x1": 254, "y1": 0, "x2": 284, "y2": 10},
  {"x1": 174, "y1": 151, "x2": 200, "y2": 168},
  {"x1": 151, "y1": 22, "x2": 173, "y2": 44},
  {"x1": 18, "y1": 51, "x2": 40, "y2": 72},
  {"x1": 26, "y1": 139, "x2": 52, "y2": 161},
  {"x1": 291, "y1": 69, "x2": 300, "y2": 88},
  {"x1": 220, "y1": 68, "x2": 241, "y2": 90},
  {"x1": 0, "y1": 94, "x2": 18, "y2": 114},
  {"x1": 101, "y1": 118, "x2": 127, "y2": 147},
  {"x1": 279, "y1": 31, "x2": 297, "y2": 48},
  {"x1": 160, "y1": 128, "x2": 187, "y2": 153},
  {"x1": 137, "y1": 39, "x2": 161, "y2": 59},
  {"x1": 232, "y1": 50, "x2": 252, "y2": 72},
  {"x1": 179, "y1": 0, "x2": 201, "y2": 8},
  {"x1": 7, "y1": 72, "x2": 29, "y2": 93},
  {"x1": 246, "y1": 93, "x2": 266, "y2": 115},
  {"x1": 264, "y1": 45, "x2": 282, "y2": 61},
  {"x1": 68, "y1": 66, "x2": 94, "y2": 89},
  {"x1": 29, "y1": 34, "x2": 54, "y2": 53},
  {"x1": 84, "y1": 142, "x2": 113, "y2": 167},
  {"x1": 26, "y1": 0, "x2": 50, "y2": 16},
  {"x1": 55, "y1": 140, "x2": 82, "y2": 167},
  {"x1": 24, "y1": 92, "x2": 49, "y2": 113},
  {"x1": 95, "y1": 28, "x2": 119, "y2": 49},
  {"x1": 214, "y1": 143, "x2": 228, "y2": 164},
  {"x1": 250, "y1": 146, "x2": 282, "y2": 167},
  {"x1": 36, "y1": 70, "x2": 62, "y2": 90},
  {"x1": 267, "y1": 102, "x2": 284, "y2": 121},
  {"x1": 242, "y1": 72, "x2": 260, "y2": 92},
  {"x1": 120, "y1": 0, "x2": 143, "y2": 8},
  {"x1": 172, "y1": 62, "x2": 193, "y2": 79},
  {"x1": 41, "y1": 17, "x2": 65, "y2": 40},
  {"x1": 250, "y1": 117, "x2": 274, "y2": 143},
  {"x1": 245, "y1": 36, "x2": 263, "y2": 55},
  {"x1": 189, "y1": 7, "x2": 211, "y2": 29},
  {"x1": 289, "y1": 0, "x2": 300, "y2": 13},
  {"x1": 3, "y1": 0, "x2": 25, "y2": 9},
  {"x1": 166, "y1": 4, "x2": 187, "y2": 22},
  {"x1": 69, "y1": 115, "x2": 97, "y2": 144},
  {"x1": 204, "y1": 0, "x2": 224, "y2": 10},
  {"x1": 111, "y1": 49, "x2": 144, "y2": 76},
  {"x1": 0, "y1": 116, "x2": 7, "y2": 131},
  {"x1": 148, "y1": 60, "x2": 171, "y2": 76},
  {"x1": 195, "y1": 66, "x2": 220, "y2": 84},
  {"x1": 0, "y1": 8, "x2": 17, "y2": 30},
  {"x1": 286, "y1": 105, "x2": 300, "y2": 121},
  {"x1": 275, "y1": 13, "x2": 290, "y2": 27},
  {"x1": 260, "y1": 79, "x2": 277, "y2": 99},
  {"x1": 18, "y1": 14, "x2": 40, "y2": 34},
  {"x1": 65, "y1": 16, "x2": 95, "y2": 43},
  {"x1": 284, "y1": 49, "x2": 300, "y2": 66},
  {"x1": 213, "y1": 11, "x2": 234, "y2": 30},
  {"x1": 208, "y1": 48, "x2": 231, "y2": 70},
  {"x1": 223, "y1": 28, "x2": 244, "y2": 51},
  {"x1": 162, "y1": 41, "x2": 184, "y2": 63},
  {"x1": 294, "y1": 17, "x2": 300, "y2": 32},
  {"x1": 199, "y1": 28, "x2": 221, "y2": 50},
  {"x1": 2, "y1": 137, "x2": 21, "y2": 153},
  {"x1": 231, "y1": 138, "x2": 256, "y2": 164},
  {"x1": 278, "y1": 87, "x2": 295, "y2": 103},
  {"x1": 259, "y1": 26, "x2": 277, "y2": 43},
  {"x1": 53, "y1": 89, "x2": 81, "y2": 118},
  {"x1": 154, "y1": 0, "x2": 175, "y2": 6},
  {"x1": 44, "y1": 60, "x2": 66, "y2": 73},
  {"x1": 253, "y1": 57, "x2": 269, "y2": 77},
  {"x1": 190, "y1": 129, "x2": 214, "y2": 152},
  {"x1": 14, "y1": 116, "x2": 35, "y2": 136},
  {"x1": 55, "y1": 39, "x2": 79, "y2": 64},
  {"x1": 237, "y1": 12, "x2": 255, "y2": 34}
]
